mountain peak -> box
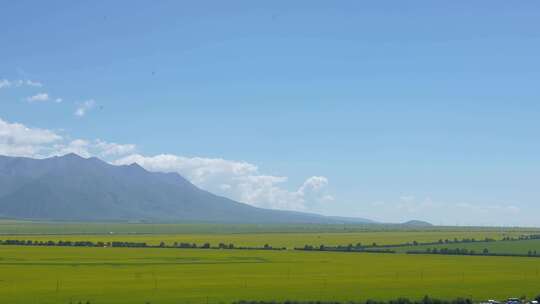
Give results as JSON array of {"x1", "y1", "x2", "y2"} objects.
[
  {"x1": 128, "y1": 162, "x2": 144, "y2": 170},
  {"x1": 59, "y1": 152, "x2": 85, "y2": 160}
]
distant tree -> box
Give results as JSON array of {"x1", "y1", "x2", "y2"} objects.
[
  {"x1": 483, "y1": 248, "x2": 489, "y2": 255},
  {"x1": 452, "y1": 298, "x2": 473, "y2": 304},
  {"x1": 390, "y1": 297, "x2": 411, "y2": 304},
  {"x1": 421, "y1": 295, "x2": 434, "y2": 304}
]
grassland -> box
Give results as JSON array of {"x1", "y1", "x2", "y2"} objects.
[
  {"x1": 1, "y1": 245, "x2": 540, "y2": 304},
  {"x1": 1, "y1": 221, "x2": 540, "y2": 303}
]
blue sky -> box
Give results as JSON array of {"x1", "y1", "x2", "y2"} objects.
[{"x1": 1, "y1": 1, "x2": 540, "y2": 225}]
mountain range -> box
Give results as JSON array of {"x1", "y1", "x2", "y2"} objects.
[{"x1": 0, "y1": 154, "x2": 377, "y2": 224}]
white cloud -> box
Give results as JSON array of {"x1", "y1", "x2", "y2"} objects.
[
  {"x1": 26, "y1": 93, "x2": 63, "y2": 104},
  {"x1": 113, "y1": 154, "x2": 333, "y2": 211},
  {"x1": 52, "y1": 139, "x2": 92, "y2": 158},
  {"x1": 26, "y1": 80, "x2": 43, "y2": 87},
  {"x1": 0, "y1": 118, "x2": 62, "y2": 157},
  {"x1": 26, "y1": 93, "x2": 50, "y2": 102},
  {"x1": 94, "y1": 140, "x2": 136, "y2": 157},
  {"x1": 51, "y1": 139, "x2": 136, "y2": 159},
  {"x1": 0, "y1": 79, "x2": 43, "y2": 89},
  {"x1": 0, "y1": 79, "x2": 11, "y2": 89},
  {"x1": 0, "y1": 118, "x2": 136, "y2": 160},
  {"x1": 75, "y1": 99, "x2": 95, "y2": 117},
  {"x1": 299, "y1": 176, "x2": 329, "y2": 195}
]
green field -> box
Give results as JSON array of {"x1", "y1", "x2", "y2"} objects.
[
  {"x1": 1, "y1": 246, "x2": 540, "y2": 304},
  {"x1": 1, "y1": 222, "x2": 540, "y2": 303}
]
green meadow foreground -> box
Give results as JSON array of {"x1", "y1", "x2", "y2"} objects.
[
  {"x1": 1, "y1": 246, "x2": 540, "y2": 304},
  {"x1": 1, "y1": 223, "x2": 540, "y2": 303}
]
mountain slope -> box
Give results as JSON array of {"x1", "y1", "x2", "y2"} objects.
[{"x1": 0, "y1": 154, "x2": 374, "y2": 224}]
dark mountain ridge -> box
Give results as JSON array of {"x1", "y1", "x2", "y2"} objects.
[{"x1": 0, "y1": 154, "x2": 375, "y2": 224}]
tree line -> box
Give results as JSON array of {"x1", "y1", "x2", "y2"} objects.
[
  {"x1": 503, "y1": 234, "x2": 540, "y2": 241},
  {"x1": 296, "y1": 244, "x2": 395, "y2": 253},
  {"x1": 0, "y1": 239, "x2": 285, "y2": 251},
  {"x1": 235, "y1": 294, "x2": 540, "y2": 304},
  {"x1": 65, "y1": 294, "x2": 540, "y2": 304},
  {"x1": 407, "y1": 247, "x2": 539, "y2": 258}
]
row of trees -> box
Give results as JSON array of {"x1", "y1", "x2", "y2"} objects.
[
  {"x1": 235, "y1": 295, "x2": 540, "y2": 304},
  {"x1": 0, "y1": 239, "x2": 285, "y2": 251},
  {"x1": 297, "y1": 244, "x2": 395, "y2": 253},
  {"x1": 407, "y1": 247, "x2": 539, "y2": 257},
  {"x1": 504, "y1": 234, "x2": 540, "y2": 241},
  {"x1": 235, "y1": 296, "x2": 475, "y2": 304},
  {"x1": 297, "y1": 237, "x2": 503, "y2": 253}
]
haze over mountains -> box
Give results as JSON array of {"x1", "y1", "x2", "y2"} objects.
[{"x1": 0, "y1": 154, "x2": 381, "y2": 224}]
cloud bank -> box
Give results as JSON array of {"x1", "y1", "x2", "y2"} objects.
[{"x1": 113, "y1": 154, "x2": 334, "y2": 211}]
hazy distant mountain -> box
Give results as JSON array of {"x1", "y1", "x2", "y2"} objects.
[
  {"x1": 401, "y1": 220, "x2": 433, "y2": 227},
  {"x1": 0, "y1": 154, "x2": 375, "y2": 224}
]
